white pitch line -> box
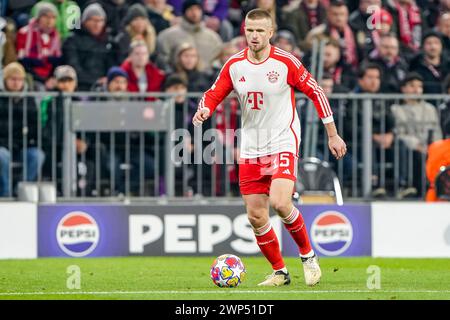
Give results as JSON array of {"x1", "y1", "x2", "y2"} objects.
[{"x1": 1, "y1": 290, "x2": 450, "y2": 296}]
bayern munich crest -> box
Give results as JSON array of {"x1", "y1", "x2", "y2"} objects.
[
  {"x1": 266, "y1": 71, "x2": 280, "y2": 83},
  {"x1": 310, "y1": 211, "x2": 353, "y2": 256},
  {"x1": 56, "y1": 211, "x2": 100, "y2": 257}
]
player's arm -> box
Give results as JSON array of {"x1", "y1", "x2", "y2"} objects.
[
  {"x1": 192, "y1": 62, "x2": 234, "y2": 127},
  {"x1": 292, "y1": 64, "x2": 347, "y2": 160}
]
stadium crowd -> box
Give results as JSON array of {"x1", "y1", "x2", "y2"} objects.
[{"x1": 0, "y1": 0, "x2": 449, "y2": 199}]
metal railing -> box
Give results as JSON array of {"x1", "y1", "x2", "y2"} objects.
[{"x1": 0, "y1": 91, "x2": 448, "y2": 201}]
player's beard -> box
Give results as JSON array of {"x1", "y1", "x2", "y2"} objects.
[{"x1": 249, "y1": 42, "x2": 268, "y2": 55}]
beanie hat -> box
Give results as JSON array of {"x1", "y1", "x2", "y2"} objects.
[
  {"x1": 54, "y1": 65, "x2": 77, "y2": 82},
  {"x1": 400, "y1": 72, "x2": 424, "y2": 87},
  {"x1": 107, "y1": 66, "x2": 128, "y2": 83},
  {"x1": 3, "y1": 62, "x2": 26, "y2": 80},
  {"x1": 274, "y1": 29, "x2": 296, "y2": 47},
  {"x1": 182, "y1": 0, "x2": 202, "y2": 14},
  {"x1": 35, "y1": 2, "x2": 58, "y2": 20},
  {"x1": 81, "y1": 3, "x2": 106, "y2": 24},
  {"x1": 123, "y1": 3, "x2": 148, "y2": 25}
]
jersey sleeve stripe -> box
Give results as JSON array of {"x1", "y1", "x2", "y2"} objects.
[
  {"x1": 274, "y1": 50, "x2": 301, "y2": 69},
  {"x1": 307, "y1": 79, "x2": 332, "y2": 117},
  {"x1": 306, "y1": 78, "x2": 332, "y2": 117},
  {"x1": 274, "y1": 48, "x2": 302, "y2": 68}
]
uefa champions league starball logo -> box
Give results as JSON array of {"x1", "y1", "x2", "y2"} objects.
[
  {"x1": 310, "y1": 211, "x2": 353, "y2": 256},
  {"x1": 56, "y1": 211, "x2": 100, "y2": 257}
]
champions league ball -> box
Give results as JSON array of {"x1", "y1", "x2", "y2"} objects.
[{"x1": 210, "y1": 254, "x2": 246, "y2": 288}]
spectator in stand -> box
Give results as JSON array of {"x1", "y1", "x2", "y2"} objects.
[
  {"x1": 386, "y1": 0, "x2": 427, "y2": 61},
  {"x1": 365, "y1": 33, "x2": 408, "y2": 92},
  {"x1": 211, "y1": 41, "x2": 240, "y2": 78},
  {"x1": 171, "y1": 42, "x2": 213, "y2": 92},
  {"x1": 104, "y1": 66, "x2": 158, "y2": 196},
  {"x1": 347, "y1": 64, "x2": 396, "y2": 196},
  {"x1": 163, "y1": 74, "x2": 197, "y2": 196},
  {"x1": 320, "y1": 39, "x2": 356, "y2": 91},
  {"x1": 272, "y1": 29, "x2": 303, "y2": 60},
  {"x1": 391, "y1": 72, "x2": 443, "y2": 195},
  {"x1": 31, "y1": 0, "x2": 80, "y2": 40},
  {"x1": 41, "y1": 65, "x2": 100, "y2": 196},
  {"x1": 2, "y1": 17, "x2": 18, "y2": 67},
  {"x1": 105, "y1": 66, "x2": 128, "y2": 94},
  {"x1": 283, "y1": 0, "x2": 326, "y2": 51},
  {"x1": 16, "y1": 2, "x2": 62, "y2": 90},
  {"x1": 350, "y1": 1, "x2": 395, "y2": 59},
  {"x1": 410, "y1": 30, "x2": 450, "y2": 93},
  {"x1": 121, "y1": 40, "x2": 165, "y2": 95},
  {"x1": 85, "y1": 0, "x2": 129, "y2": 36},
  {"x1": 6, "y1": 0, "x2": 37, "y2": 29},
  {"x1": 0, "y1": 62, "x2": 45, "y2": 197},
  {"x1": 437, "y1": 12, "x2": 450, "y2": 55},
  {"x1": 63, "y1": 3, "x2": 115, "y2": 91},
  {"x1": 156, "y1": 0, "x2": 222, "y2": 71},
  {"x1": 142, "y1": 0, "x2": 177, "y2": 34},
  {"x1": 202, "y1": 0, "x2": 234, "y2": 41},
  {"x1": 305, "y1": 0, "x2": 359, "y2": 69},
  {"x1": 424, "y1": 0, "x2": 450, "y2": 29},
  {"x1": 114, "y1": 3, "x2": 156, "y2": 63}
]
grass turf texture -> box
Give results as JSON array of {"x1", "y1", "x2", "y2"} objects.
[{"x1": 0, "y1": 257, "x2": 449, "y2": 300}]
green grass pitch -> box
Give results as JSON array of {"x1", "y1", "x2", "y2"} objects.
[{"x1": 0, "y1": 257, "x2": 449, "y2": 300}]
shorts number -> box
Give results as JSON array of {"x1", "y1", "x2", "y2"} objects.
[{"x1": 279, "y1": 153, "x2": 290, "y2": 167}]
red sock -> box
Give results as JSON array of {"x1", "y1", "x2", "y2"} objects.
[
  {"x1": 282, "y1": 207, "x2": 313, "y2": 256},
  {"x1": 254, "y1": 223, "x2": 285, "y2": 270}
]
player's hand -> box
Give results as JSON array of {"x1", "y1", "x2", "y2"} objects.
[
  {"x1": 328, "y1": 134, "x2": 347, "y2": 160},
  {"x1": 192, "y1": 107, "x2": 210, "y2": 127}
]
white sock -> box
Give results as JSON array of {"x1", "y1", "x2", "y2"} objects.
[
  {"x1": 300, "y1": 250, "x2": 315, "y2": 259},
  {"x1": 275, "y1": 267, "x2": 288, "y2": 274}
]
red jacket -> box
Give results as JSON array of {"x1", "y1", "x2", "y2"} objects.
[
  {"x1": 16, "y1": 18, "x2": 61, "y2": 80},
  {"x1": 120, "y1": 59, "x2": 165, "y2": 96}
]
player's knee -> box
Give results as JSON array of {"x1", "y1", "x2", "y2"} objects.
[
  {"x1": 247, "y1": 212, "x2": 268, "y2": 229},
  {"x1": 269, "y1": 199, "x2": 291, "y2": 215}
]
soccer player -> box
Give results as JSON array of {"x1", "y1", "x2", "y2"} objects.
[{"x1": 192, "y1": 9, "x2": 347, "y2": 286}]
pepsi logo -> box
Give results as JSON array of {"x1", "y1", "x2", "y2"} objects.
[
  {"x1": 56, "y1": 211, "x2": 99, "y2": 257},
  {"x1": 310, "y1": 211, "x2": 353, "y2": 256}
]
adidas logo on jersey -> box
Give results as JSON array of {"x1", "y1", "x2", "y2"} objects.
[
  {"x1": 239, "y1": 76, "x2": 246, "y2": 82},
  {"x1": 283, "y1": 169, "x2": 291, "y2": 175}
]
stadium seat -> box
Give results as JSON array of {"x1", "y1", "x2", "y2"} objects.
[
  {"x1": 435, "y1": 165, "x2": 450, "y2": 201},
  {"x1": 295, "y1": 157, "x2": 343, "y2": 205}
]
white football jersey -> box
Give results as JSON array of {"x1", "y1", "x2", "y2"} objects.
[{"x1": 199, "y1": 46, "x2": 333, "y2": 158}]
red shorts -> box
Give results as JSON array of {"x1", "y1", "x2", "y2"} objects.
[{"x1": 239, "y1": 152, "x2": 298, "y2": 195}]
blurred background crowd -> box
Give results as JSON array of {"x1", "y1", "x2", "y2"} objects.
[{"x1": 0, "y1": 0, "x2": 449, "y2": 200}]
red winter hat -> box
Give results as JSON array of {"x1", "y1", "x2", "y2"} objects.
[{"x1": 371, "y1": 8, "x2": 393, "y2": 27}]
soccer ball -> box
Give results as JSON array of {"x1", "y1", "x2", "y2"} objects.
[{"x1": 210, "y1": 254, "x2": 246, "y2": 288}]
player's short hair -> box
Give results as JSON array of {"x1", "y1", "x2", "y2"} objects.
[
  {"x1": 358, "y1": 63, "x2": 382, "y2": 79},
  {"x1": 245, "y1": 9, "x2": 273, "y2": 25}
]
